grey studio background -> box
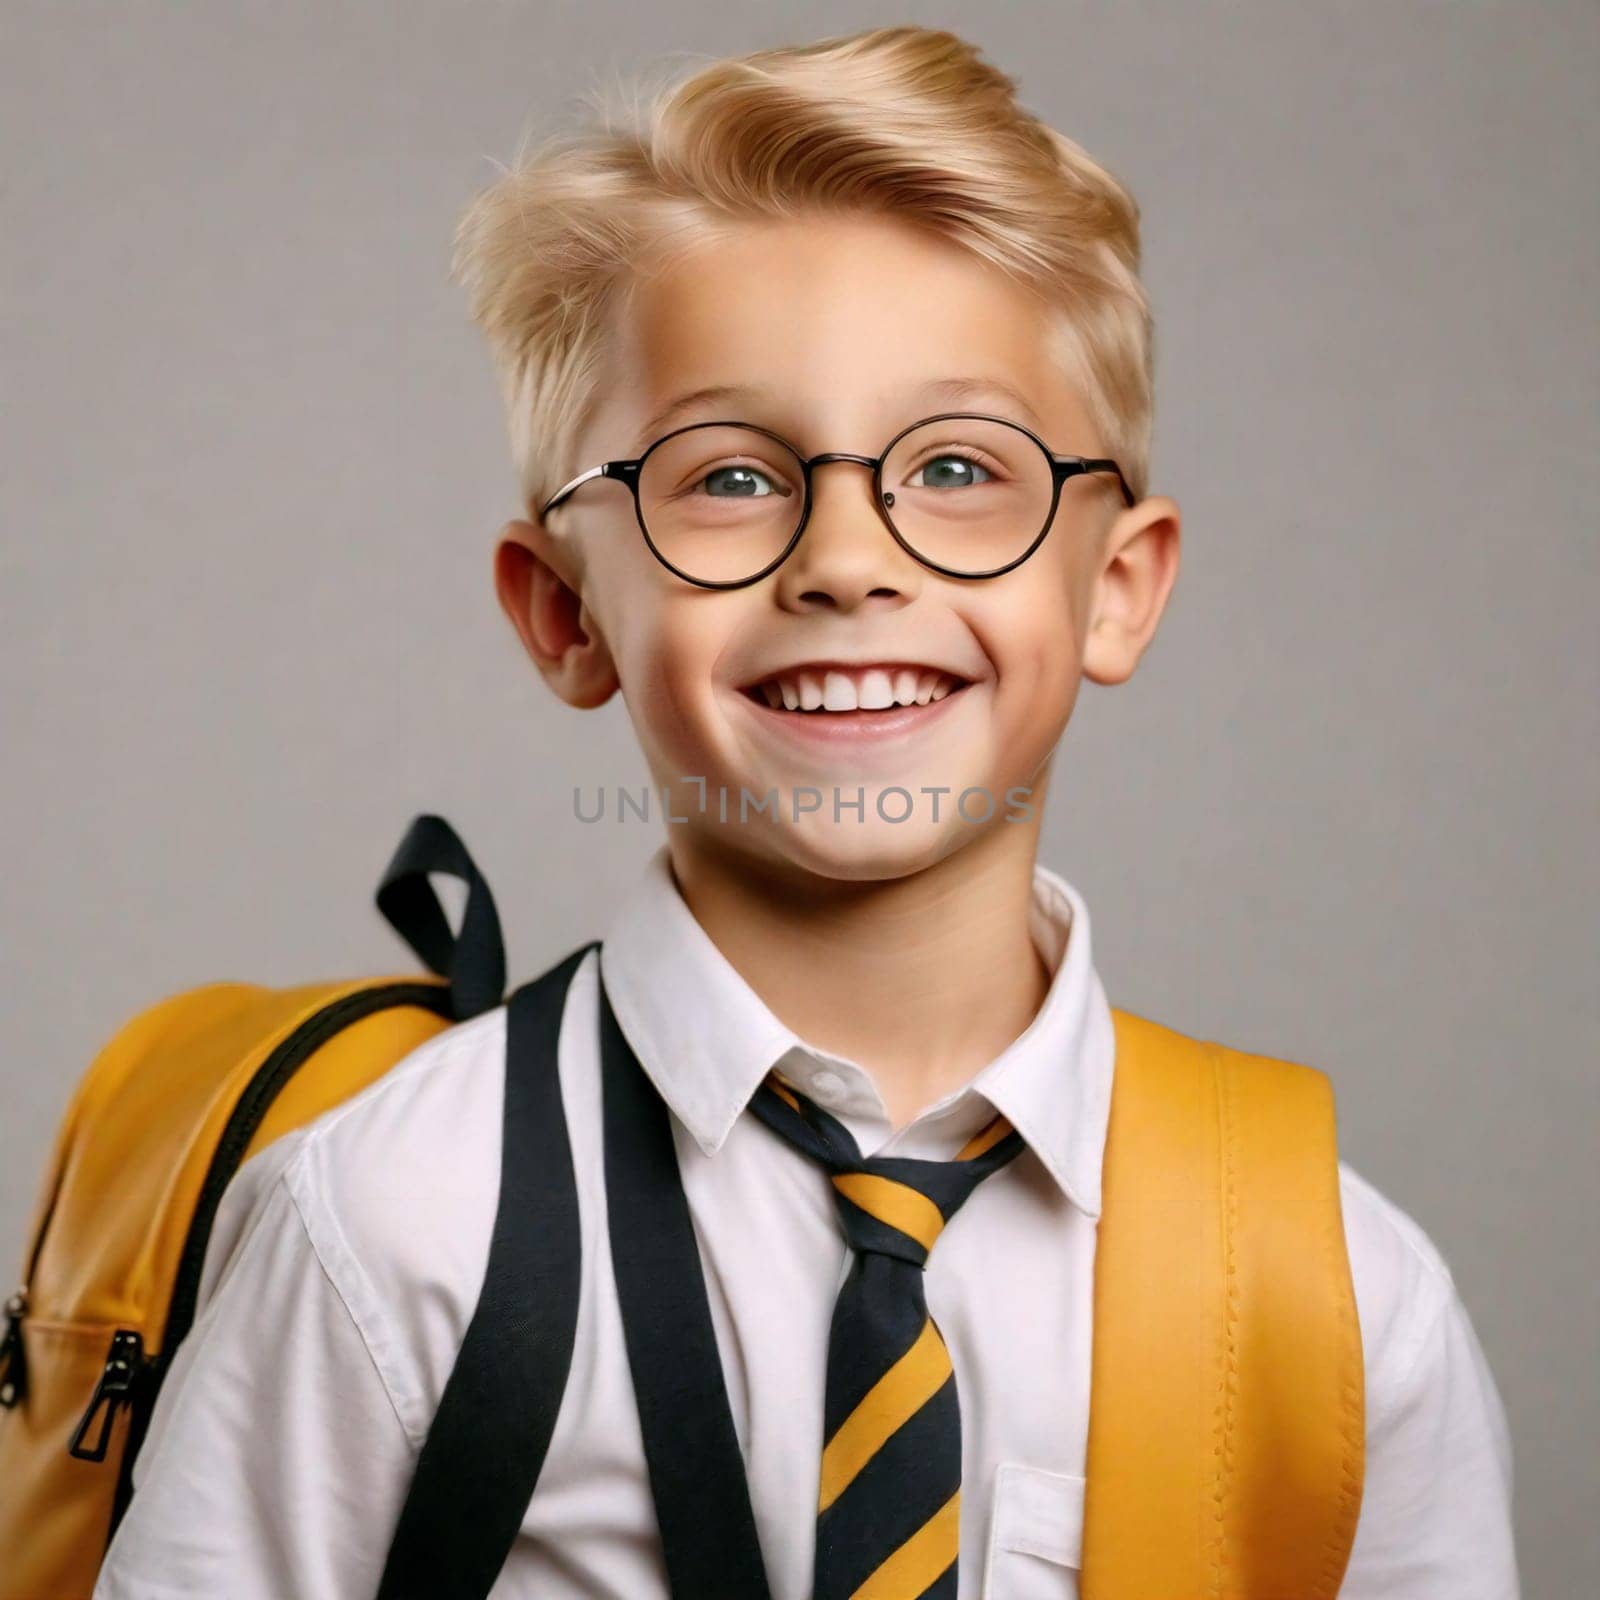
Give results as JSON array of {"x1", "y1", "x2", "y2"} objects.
[{"x1": 4, "y1": 2, "x2": 1595, "y2": 1591}]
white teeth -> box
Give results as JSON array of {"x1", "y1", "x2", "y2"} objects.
[
  {"x1": 856, "y1": 669, "x2": 895, "y2": 709},
  {"x1": 750, "y1": 666, "x2": 966, "y2": 711},
  {"x1": 822, "y1": 671, "x2": 857, "y2": 711}
]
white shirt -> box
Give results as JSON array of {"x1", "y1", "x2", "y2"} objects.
[{"x1": 95, "y1": 845, "x2": 1519, "y2": 1599}]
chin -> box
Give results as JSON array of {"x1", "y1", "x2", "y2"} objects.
[{"x1": 744, "y1": 814, "x2": 976, "y2": 885}]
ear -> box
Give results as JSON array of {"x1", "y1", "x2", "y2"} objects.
[
  {"x1": 493, "y1": 518, "x2": 620, "y2": 709},
  {"x1": 1081, "y1": 494, "x2": 1182, "y2": 687}
]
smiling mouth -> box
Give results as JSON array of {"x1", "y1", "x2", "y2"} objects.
[{"x1": 738, "y1": 664, "x2": 974, "y2": 715}]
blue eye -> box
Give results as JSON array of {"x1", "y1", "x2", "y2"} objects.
[
  {"x1": 702, "y1": 465, "x2": 776, "y2": 497},
  {"x1": 911, "y1": 455, "x2": 993, "y2": 490}
]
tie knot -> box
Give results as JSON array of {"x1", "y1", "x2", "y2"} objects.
[{"x1": 747, "y1": 1069, "x2": 1026, "y2": 1269}]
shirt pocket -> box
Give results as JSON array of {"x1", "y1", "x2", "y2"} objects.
[{"x1": 981, "y1": 1461, "x2": 1085, "y2": 1599}]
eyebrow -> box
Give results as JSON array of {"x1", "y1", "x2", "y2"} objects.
[{"x1": 629, "y1": 375, "x2": 1050, "y2": 453}]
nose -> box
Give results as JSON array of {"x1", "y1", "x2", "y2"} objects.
[{"x1": 772, "y1": 454, "x2": 922, "y2": 611}]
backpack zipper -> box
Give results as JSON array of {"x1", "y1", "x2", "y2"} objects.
[
  {"x1": 0, "y1": 1139, "x2": 73, "y2": 1411},
  {"x1": 0, "y1": 1288, "x2": 29, "y2": 1408},
  {"x1": 68, "y1": 1328, "x2": 149, "y2": 1462}
]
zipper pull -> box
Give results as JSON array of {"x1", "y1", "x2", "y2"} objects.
[
  {"x1": 0, "y1": 1289, "x2": 26, "y2": 1408},
  {"x1": 68, "y1": 1328, "x2": 146, "y2": 1462}
]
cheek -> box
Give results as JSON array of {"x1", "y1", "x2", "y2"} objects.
[
  {"x1": 969, "y1": 586, "x2": 1085, "y2": 780},
  {"x1": 1008, "y1": 637, "x2": 1082, "y2": 738},
  {"x1": 585, "y1": 546, "x2": 716, "y2": 753},
  {"x1": 617, "y1": 618, "x2": 720, "y2": 762},
  {"x1": 994, "y1": 635, "x2": 1081, "y2": 793},
  {"x1": 973, "y1": 570, "x2": 1084, "y2": 703}
]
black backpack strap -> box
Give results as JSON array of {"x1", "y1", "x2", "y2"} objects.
[
  {"x1": 376, "y1": 813, "x2": 508, "y2": 1021},
  {"x1": 598, "y1": 964, "x2": 773, "y2": 1598},
  {"x1": 375, "y1": 939, "x2": 596, "y2": 1600}
]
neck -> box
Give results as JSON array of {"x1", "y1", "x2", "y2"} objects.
[{"x1": 667, "y1": 820, "x2": 1053, "y2": 1132}]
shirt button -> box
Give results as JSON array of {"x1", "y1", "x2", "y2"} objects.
[{"x1": 808, "y1": 1069, "x2": 846, "y2": 1103}]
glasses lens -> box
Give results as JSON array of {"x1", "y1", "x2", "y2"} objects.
[
  {"x1": 881, "y1": 416, "x2": 1054, "y2": 574},
  {"x1": 639, "y1": 424, "x2": 806, "y2": 585}
]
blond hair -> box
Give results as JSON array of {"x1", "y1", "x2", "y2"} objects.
[{"x1": 452, "y1": 25, "x2": 1152, "y2": 519}]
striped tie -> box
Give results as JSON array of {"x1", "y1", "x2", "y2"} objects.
[{"x1": 746, "y1": 1067, "x2": 1027, "y2": 1599}]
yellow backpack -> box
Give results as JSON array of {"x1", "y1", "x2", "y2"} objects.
[{"x1": 0, "y1": 814, "x2": 1364, "y2": 1599}]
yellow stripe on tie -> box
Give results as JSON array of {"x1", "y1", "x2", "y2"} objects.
[
  {"x1": 769, "y1": 1078, "x2": 802, "y2": 1114},
  {"x1": 958, "y1": 1115, "x2": 1015, "y2": 1161},
  {"x1": 831, "y1": 1172, "x2": 945, "y2": 1251},
  {"x1": 850, "y1": 1488, "x2": 962, "y2": 1599},
  {"x1": 818, "y1": 1319, "x2": 952, "y2": 1512}
]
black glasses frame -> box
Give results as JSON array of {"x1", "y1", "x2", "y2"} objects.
[{"x1": 538, "y1": 411, "x2": 1137, "y2": 591}]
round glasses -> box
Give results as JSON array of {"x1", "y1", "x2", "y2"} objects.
[{"x1": 539, "y1": 412, "x2": 1136, "y2": 590}]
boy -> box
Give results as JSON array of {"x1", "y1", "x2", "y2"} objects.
[{"x1": 94, "y1": 23, "x2": 1517, "y2": 1599}]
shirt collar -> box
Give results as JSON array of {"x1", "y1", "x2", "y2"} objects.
[{"x1": 598, "y1": 843, "x2": 1111, "y2": 1218}]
